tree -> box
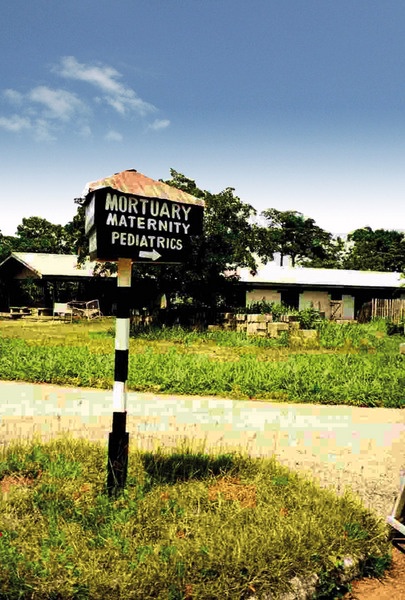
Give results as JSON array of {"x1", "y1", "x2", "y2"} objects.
[
  {"x1": 64, "y1": 205, "x2": 89, "y2": 262},
  {"x1": 258, "y1": 209, "x2": 333, "y2": 267},
  {"x1": 343, "y1": 227, "x2": 405, "y2": 272},
  {"x1": 156, "y1": 169, "x2": 259, "y2": 308},
  {"x1": 15, "y1": 217, "x2": 72, "y2": 254},
  {"x1": 0, "y1": 231, "x2": 16, "y2": 262},
  {"x1": 299, "y1": 236, "x2": 348, "y2": 269}
]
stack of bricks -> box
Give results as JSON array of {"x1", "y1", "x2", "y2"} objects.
[
  {"x1": 246, "y1": 314, "x2": 272, "y2": 336},
  {"x1": 221, "y1": 313, "x2": 236, "y2": 330},
  {"x1": 214, "y1": 313, "x2": 295, "y2": 337},
  {"x1": 235, "y1": 314, "x2": 247, "y2": 333}
]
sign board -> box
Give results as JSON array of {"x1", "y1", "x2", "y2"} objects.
[{"x1": 85, "y1": 187, "x2": 204, "y2": 263}]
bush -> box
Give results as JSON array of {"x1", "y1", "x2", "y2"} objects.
[
  {"x1": 241, "y1": 300, "x2": 291, "y2": 319},
  {"x1": 296, "y1": 307, "x2": 323, "y2": 330},
  {"x1": 385, "y1": 319, "x2": 405, "y2": 336}
]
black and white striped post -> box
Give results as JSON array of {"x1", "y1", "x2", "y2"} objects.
[{"x1": 107, "y1": 257, "x2": 132, "y2": 495}]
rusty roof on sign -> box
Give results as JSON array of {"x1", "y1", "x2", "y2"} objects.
[{"x1": 83, "y1": 169, "x2": 205, "y2": 207}]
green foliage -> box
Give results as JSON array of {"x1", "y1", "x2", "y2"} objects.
[
  {"x1": 243, "y1": 300, "x2": 279, "y2": 314},
  {"x1": 15, "y1": 216, "x2": 72, "y2": 254},
  {"x1": 0, "y1": 438, "x2": 391, "y2": 599},
  {"x1": 258, "y1": 208, "x2": 333, "y2": 267},
  {"x1": 155, "y1": 169, "x2": 259, "y2": 308},
  {"x1": 300, "y1": 235, "x2": 348, "y2": 269},
  {"x1": 385, "y1": 318, "x2": 405, "y2": 336},
  {"x1": 0, "y1": 214, "x2": 82, "y2": 262},
  {"x1": 344, "y1": 227, "x2": 405, "y2": 272},
  {"x1": 296, "y1": 306, "x2": 322, "y2": 329},
  {"x1": 240, "y1": 301, "x2": 322, "y2": 328},
  {"x1": 64, "y1": 205, "x2": 89, "y2": 264}
]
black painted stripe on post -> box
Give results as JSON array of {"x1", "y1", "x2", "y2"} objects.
[
  {"x1": 114, "y1": 349, "x2": 129, "y2": 383},
  {"x1": 116, "y1": 286, "x2": 131, "y2": 318}
]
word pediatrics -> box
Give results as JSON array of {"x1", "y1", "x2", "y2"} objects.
[{"x1": 104, "y1": 192, "x2": 193, "y2": 250}]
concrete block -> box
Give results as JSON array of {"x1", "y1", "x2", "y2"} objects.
[
  {"x1": 399, "y1": 343, "x2": 405, "y2": 355},
  {"x1": 223, "y1": 313, "x2": 234, "y2": 320},
  {"x1": 255, "y1": 314, "x2": 271, "y2": 323},
  {"x1": 267, "y1": 322, "x2": 289, "y2": 338},
  {"x1": 336, "y1": 319, "x2": 357, "y2": 325}
]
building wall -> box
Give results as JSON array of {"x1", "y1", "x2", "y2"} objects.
[
  {"x1": 246, "y1": 289, "x2": 281, "y2": 305},
  {"x1": 299, "y1": 291, "x2": 331, "y2": 318},
  {"x1": 246, "y1": 287, "x2": 358, "y2": 320},
  {"x1": 342, "y1": 294, "x2": 355, "y2": 319},
  {"x1": 14, "y1": 266, "x2": 37, "y2": 280}
]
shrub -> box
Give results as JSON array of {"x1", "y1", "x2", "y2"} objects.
[{"x1": 296, "y1": 307, "x2": 323, "y2": 330}]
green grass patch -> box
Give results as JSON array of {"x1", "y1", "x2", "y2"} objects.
[
  {"x1": 0, "y1": 437, "x2": 391, "y2": 599},
  {"x1": 0, "y1": 319, "x2": 404, "y2": 406}
]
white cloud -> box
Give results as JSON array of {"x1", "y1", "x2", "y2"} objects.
[
  {"x1": 148, "y1": 118, "x2": 170, "y2": 131},
  {"x1": 105, "y1": 130, "x2": 123, "y2": 142},
  {"x1": 32, "y1": 119, "x2": 57, "y2": 142},
  {"x1": 0, "y1": 115, "x2": 31, "y2": 132},
  {"x1": 29, "y1": 86, "x2": 85, "y2": 121},
  {"x1": 55, "y1": 56, "x2": 156, "y2": 117},
  {"x1": 78, "y1": 124, "x2": 92, "y2": 138},
  {"x1": 0, "y1": 56, "x2": 169, "y2": 142},
  {"x1": 0, "y1": 111, "x2": 58, "y2": 141},
  {"x1": 3, "y1": 89, "x2": 23, "y2": 104}
]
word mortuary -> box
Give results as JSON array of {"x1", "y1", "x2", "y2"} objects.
[{"x1": 81, "y1": 169, "x2": 205, "y2": 263}]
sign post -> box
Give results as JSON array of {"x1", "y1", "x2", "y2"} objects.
[
  {"x1": 106, "y1": 257, "x2": 131, "y2": 494},
  {"x1": 79, "y1": 169, "x2": 204, "y2": 495}
]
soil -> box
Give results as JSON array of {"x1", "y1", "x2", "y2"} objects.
[{"x1": 343, "y1": 543, "x2": 405, "y2": 599}]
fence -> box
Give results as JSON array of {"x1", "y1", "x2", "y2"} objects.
[{"x1": 371, "y1": 298, "x2": 405, "y2": 323}]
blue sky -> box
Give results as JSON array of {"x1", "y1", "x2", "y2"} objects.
[{"x1": 1, "y1": 1, "x2": 405, "y2": 238}]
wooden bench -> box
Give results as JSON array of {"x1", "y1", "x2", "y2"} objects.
[{"x1": 9, "y1": 306, "x2": 32, "y2": 319}]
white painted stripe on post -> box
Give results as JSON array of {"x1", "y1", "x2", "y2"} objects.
[
  {"x1": 115, "y1": 318, "x2": 130, "y2": 351},
  {"x1": 113, "y1": 381, "x2": 126, "y2": 411}
]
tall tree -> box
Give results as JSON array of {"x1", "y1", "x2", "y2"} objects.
[
  {"x1": 258, "y1": 209, "x2": 333, "y2": 267},
  {"x1": 0, "y1": 231, "x2": 16, "y2": 262},
  {"x1": 15, "y1": 217, "x2": 71, "y2": 254},
  {"x1": 148, "y1": 169, "x2": 260, "y2": 308},
  {"x1": 299, "y1": 236, "x2": 348, "y2": 269},
  {"x1": 343, "y1": 227, "x2": 405, "y2": 272},
  {"x1": 64, "y1": 205, "x2": 88, "y2": 262}
]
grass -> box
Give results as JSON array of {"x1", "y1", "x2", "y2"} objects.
[
  {"x1": 0, "y1": 437, "x2": 392, "y2": 599},
  {"x1": 0, "y1": 318, "x2": 404, "y2": 406}
]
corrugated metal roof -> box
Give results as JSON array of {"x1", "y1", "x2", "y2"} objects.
[
  {"x1": 84, "y1": 169, "x2": 205, "y2": 207},
  {"x1": 237, "y1": 264, "x2": 404, "y2": 289},
  {"x1": 0, "y1": 253, "x2": 113, "y2": 278}
]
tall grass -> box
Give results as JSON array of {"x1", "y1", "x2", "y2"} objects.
[
  {"x1": 0, "y1": 319, "x2": 404, "y2": 407},
  {"x1": 0, "y1": 437, "x2": 392, "y2": 599}
]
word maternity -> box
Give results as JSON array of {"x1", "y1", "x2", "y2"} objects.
[{"x1": 105, "y1": 193, "x2": 192, "y2": 251}]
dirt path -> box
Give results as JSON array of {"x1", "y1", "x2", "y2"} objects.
[{"x1": 343, "y1": 543, "x2": 405, "y2": 599}]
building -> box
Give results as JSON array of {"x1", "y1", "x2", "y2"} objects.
[
  {"x1": 0, "y1": 252, "x2": 116, "y2": 313},
  {"x1": 237, "y1": 263, "x2": 405, "y2": 319}
]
